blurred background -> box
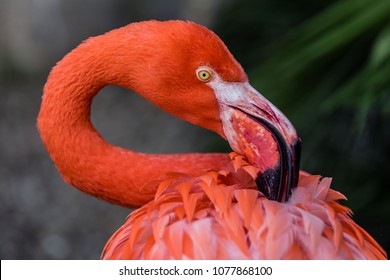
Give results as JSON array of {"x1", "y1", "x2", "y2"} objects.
[{"x1": 0, "y1": 0, "x2": 389, "y2": 259}]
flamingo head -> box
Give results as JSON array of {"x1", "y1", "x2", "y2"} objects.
[{"x1": 113, "y1": 21, "x2": 301, "y2": 202}]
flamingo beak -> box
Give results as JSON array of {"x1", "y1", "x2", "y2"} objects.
[{"x1": 213, "y1": 82, "x2": 301, "y2": 202}]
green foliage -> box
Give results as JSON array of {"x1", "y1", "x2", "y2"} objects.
[{"x1": 215, "y1": 0, "x2": 390, "y2": 254}]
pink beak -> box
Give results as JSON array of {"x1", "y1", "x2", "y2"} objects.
[{"x1": 214, "y1": 82, "x2": 301, "y2": 202}]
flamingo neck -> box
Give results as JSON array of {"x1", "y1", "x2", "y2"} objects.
[{"x1": 37, "y1": 32, "x2": 229, "y2": 208}]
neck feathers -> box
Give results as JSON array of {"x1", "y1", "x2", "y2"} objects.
[{"x1": 37, "y1": 24, "x2": 230, "y2": 207}]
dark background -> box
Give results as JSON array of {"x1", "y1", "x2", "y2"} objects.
[{"x1": 1, "y1": 0, "x2": 389, "y2": 259}]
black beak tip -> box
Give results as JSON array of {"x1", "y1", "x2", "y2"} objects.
[
  {"x1": 255, "y1": 167, "x2": 282, "y2": 201},
  {"x1": 255, "y1": 139, "x2": 302, "y2": 203}
]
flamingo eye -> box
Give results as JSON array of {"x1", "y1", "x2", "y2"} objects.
[{"x1": 196, "y1": 68, "x2": 212, "y2": 82}]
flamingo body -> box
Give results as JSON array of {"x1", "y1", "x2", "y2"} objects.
[
  {"x1": 102, "y1": 153, "x2": 385, "y2": 259},
  {"x1": 37, "y1": 20, "x2": 386, "y2": 260}
]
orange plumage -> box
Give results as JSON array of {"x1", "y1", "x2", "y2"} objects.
[
  {"x1": 37, "y1": 20, "x2": 386, "y2": 259},
  {"x1": 102, "y1": 153, "x2": 385, "y2": 259}
]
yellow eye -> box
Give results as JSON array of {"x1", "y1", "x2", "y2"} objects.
[{"x1": 196, "y1": 68, "x2": 212, "y2": 82}]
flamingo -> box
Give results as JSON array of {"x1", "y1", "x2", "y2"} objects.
[{"x1": 37, "y1": 20, "x2": 386, "y2": 259}]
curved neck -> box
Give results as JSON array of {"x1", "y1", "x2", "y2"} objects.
[{"x1": 37, "y1": 29, "x2": 229, "y2": 208}]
